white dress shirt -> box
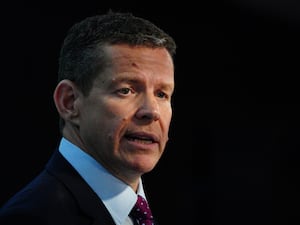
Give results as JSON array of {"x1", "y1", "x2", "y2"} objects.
[{"x1": 59, "y1": 137, "x2": 147, "y2": 225}]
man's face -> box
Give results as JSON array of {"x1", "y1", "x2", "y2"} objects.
[{"x1": 77, "y1": 44, "x2": 174, "y2": 184}]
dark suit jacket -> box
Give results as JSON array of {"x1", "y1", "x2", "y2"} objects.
[{"x1": 0, "y1": 149, "x2": 117, "y2": 225}]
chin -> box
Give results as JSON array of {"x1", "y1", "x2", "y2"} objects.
[{"x1": 132, "y1": 158, "x2": 157, "y2": 173}]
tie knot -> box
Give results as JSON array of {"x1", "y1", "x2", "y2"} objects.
[{"x1": 130, "y1": 195, "x2": 154, "y2": 225}]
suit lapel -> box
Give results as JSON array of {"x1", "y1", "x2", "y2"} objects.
[{"x1": 45, "y1": 149, "x2": 116, "y2": 225}]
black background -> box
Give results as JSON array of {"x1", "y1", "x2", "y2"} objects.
[{"x1": 2, "y1": 1, "x2": 300, "y2": 224}]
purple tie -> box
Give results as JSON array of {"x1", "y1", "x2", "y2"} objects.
[{"x1": 130, "y1": 195, "x2": 154, "y2": 225}]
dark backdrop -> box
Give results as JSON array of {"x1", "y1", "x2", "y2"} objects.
[{"x1": 2, "y1": 1, "x2": 300, "y2": 224}]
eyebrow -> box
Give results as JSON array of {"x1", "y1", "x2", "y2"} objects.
[
  {"x1": 109, "y1": 75, "x2": 141, "y2": 86},
  {"x1": 110, "y1": 74, "x2": 174, "y2": 92}
]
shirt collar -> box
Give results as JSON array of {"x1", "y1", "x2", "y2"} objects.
[{"x1": 59, "y1": 137, "x2": 146, "y2": 225}]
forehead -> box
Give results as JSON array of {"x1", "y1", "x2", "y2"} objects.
[
  {"x1": 104, "y1": 44, "x2": 174, "y2": 70},
  {"x1": 102, "y1": 44, "x2": 174, "y2": 84}
]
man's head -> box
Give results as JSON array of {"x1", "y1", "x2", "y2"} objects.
[{"x1": 53, "y1": 11, "x2": 176, "y2": 188}]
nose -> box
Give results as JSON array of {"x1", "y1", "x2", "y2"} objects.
[{"x1": 135, "y1": 95, "x2": 160, "y2": 121}]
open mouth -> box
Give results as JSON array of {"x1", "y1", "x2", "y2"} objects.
[
  {"x1": 124, "y1": 132, "x2": 158, "y2": 145},
  {"x1": 125, "y1": 134, "x2": 154, "y2": 144}
]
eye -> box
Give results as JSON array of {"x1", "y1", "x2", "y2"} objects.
[
  {"x1": 156, "y1": 91, "x2": 168, "y2": 99},
  {"x1": 117, "y1": 87, "x2": 134, "y2": 95}
]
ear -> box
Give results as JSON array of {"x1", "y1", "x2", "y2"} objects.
[{"x1": 53, "y1": 80, "x2": 80, "y2": 124}]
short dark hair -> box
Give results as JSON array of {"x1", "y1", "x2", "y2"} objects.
[{"x1": 58, "y1": 11, "x2": 176, "y2": 95}]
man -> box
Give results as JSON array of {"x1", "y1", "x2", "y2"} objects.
[{"x1": 0, "y1": 11, "x2": 176, "y2": 225}]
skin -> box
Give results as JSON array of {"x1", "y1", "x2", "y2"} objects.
[{"x1": 53, "y1": 44, "x2": 174, "y2": 191}]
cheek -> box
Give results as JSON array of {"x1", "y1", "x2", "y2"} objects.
[
  {"x1": 103, "y1": 99, "x2": 133, "y2": 117},
  {"x1": 103, "y1": 115, "x2": 129, "y2": 141},
  {"x1": 163, "y1": 107, "x2": 173, "y2": 127}
]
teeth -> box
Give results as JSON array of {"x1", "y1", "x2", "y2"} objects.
[
  {"x1": 133, "y1": 139, "x2": 152, "y2": 144},
  {"x1": 127, "y1": 136, "x2": 153, "y2": 144}
]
